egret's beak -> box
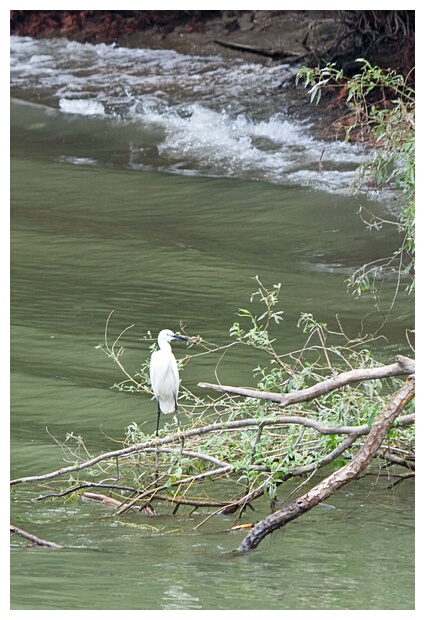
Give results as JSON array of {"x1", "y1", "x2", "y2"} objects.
[{"x1": 172, "y1": 334, "x2": 191, "y2": 343}]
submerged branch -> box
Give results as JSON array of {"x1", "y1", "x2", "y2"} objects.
[
  {"x1": 10, "y1": 524, "x2": 62, "y2": 549},
  {"x1": 116, "y1": 465, "x2": 233, "y2": 515}
]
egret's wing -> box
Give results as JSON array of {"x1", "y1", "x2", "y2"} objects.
[{"x1": 150, "y1": 350, "x2": 180, "y2": 413}]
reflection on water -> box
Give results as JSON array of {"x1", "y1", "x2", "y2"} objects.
[
  {"x1": 10, "y1": 474, "x2": 414, "y2": 610},
  {"x1": 162, "y1": 585, "x2": 201, "y2": 610}
]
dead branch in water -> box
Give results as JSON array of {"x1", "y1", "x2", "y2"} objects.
[
  {"x1": 237, "y1": 375, "x2": 415, "y2": 552},
  {"x1": 10, "y1": 524, "x2": 62, "y2": 549},
  {"x1": 10, "y1": 298, "x2": 415, "y2": 548}
]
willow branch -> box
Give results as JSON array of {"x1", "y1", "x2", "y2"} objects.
[
  {"x1": 10, "y1": 408, "x2": 414, "y2": 487},
  {"x1": 220, "y1": 431, "x2": 360, "y2": 514},
  {"x1": 237, "y1": 375, "x2": 415, "y2": 552},
  {"x1": 198, "y1": 355, "x2": 415, "y2": 406}
]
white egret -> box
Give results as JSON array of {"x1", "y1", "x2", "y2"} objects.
[{"x1": 150, "y1": 329, "x2": 190, "y2": 436}]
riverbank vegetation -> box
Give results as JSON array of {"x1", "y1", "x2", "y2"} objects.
[{"x1": 297, "y1": 59, "x2": 415, "y2": 302}]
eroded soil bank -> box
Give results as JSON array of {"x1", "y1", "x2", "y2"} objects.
[{"x1": 10, "y1": 10, "x2": 415, "y2": 77}]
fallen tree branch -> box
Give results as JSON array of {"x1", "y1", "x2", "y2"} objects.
[
  {"x1": 11, "y1": 411, "x2": 415, "y2": 488},
  {"x1": 36, "y1": 481, "x2": 139, "y2": 500},
  {"x1": 33, "y1": 418, "x2": 389, "y2": 516},
  {"x1": 10, "y1": 436, "x2": 234, "y2": 486},
  {"x1": 278, "y1": 355, "x2": 415, "y2": 408},
  {"x1": 376, "y1": 448, "x2": 415, "y2": 470},
  {"x1": 198, "y1": 382, "x2": 283, "y2": 402},
  {"x1": 213, "y1": 38, "x2": 303, "y2": 60},
  {"x1": 116, "y1": 465, "x2": 233, "y2": 515},
  {"x1": 31, "y1": 420, "x2": 376, "y2": 516},
  {"x1": 237, "y1": 375, "x2": 415, "y2": 552},
  {"x1": 84, "y1": 489, "x2": 235, "y2": 513},
  {"x1": 10, "y1": 354, "x2": 414, "y2": 525},
  {"x1": 81, "y1": 491, "x2": 158, "y2": 515},
  {"x1": 218, "y1": 431, "x2": 360, "y2": 515},
  {"x1": 198, "y1": 355, "x2": 415, "y2": 406},
  {"x1": 10, "y1": 524, "x2": 62, "y2": 549}
]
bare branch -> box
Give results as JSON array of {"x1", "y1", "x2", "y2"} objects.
[
  {"x1": 36, "y1": 482, "x2": 139, "y2": 500},
  {"x1": 197, "y1": 383, "x2": 283, "y2": 402},
  {"x1": 10, "y1": 524, "x2": 62, "y2": 549},
  {"x1": 278, "y1": 355, "x2": 414, "y2": 407},
  {"x1": 198, "y1": 355, "x2": 415, "y2": 406}
]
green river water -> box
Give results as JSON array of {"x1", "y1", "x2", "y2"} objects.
[{"x1": 10, "y1": 39, "x2": 415, "y2": 611}]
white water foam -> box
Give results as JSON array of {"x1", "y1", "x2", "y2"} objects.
[
  {"x1": 59, "y1": 98, "x2": 106, "y2": 116},
  {"x1": 10, "y1": 35, "x2": 367, "y2": 193},
  {"x1": 129, "y1": 100, "x2": 365, "y2": 189}
]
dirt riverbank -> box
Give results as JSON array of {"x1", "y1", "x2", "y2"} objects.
[{"x1": 10, "y1": 10, "x2": 415, "y2": 77}]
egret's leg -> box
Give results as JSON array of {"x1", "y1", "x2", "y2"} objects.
[
  {"x1": 155, "y1": 403, "x2": 161, "y2": 478},
  {"x1": 175, "y1": 402, "x2": 184, "y2": 453},
  {"x1": 155, "y1": 402, "x2": 161, "y2": 437}
]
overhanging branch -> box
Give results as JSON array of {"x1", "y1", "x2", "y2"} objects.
[{"x1": 198, "y1": 355, "x2": 415, "y2": 406}]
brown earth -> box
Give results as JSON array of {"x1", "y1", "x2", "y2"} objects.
[{"x1": 10, "y1": 10, "x2": 415, "y2": 78}]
